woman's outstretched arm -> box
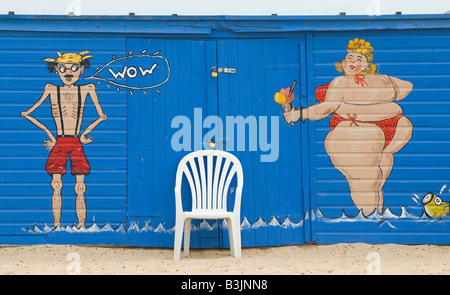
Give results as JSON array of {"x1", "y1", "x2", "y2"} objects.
[{"x1": 389, "y1": 76, "x2": 413, "y2": 101}]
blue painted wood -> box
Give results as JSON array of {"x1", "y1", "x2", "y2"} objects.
[
  {"x1": 0, "y1": 32, "x2": 128, "y2": 244},
  {"x1": 0, "y1": 15, "x2": 449, "y2": 34},
  {"x1": 127, "y1": 37, "x2": 307, "y2": 248},
  {"x1": 315, "y1": 233, "x2": 450, "y2": 245},
  {"x1": 308, "y1": 29, "x2": 450, "y2": 244},
  {"x1": 126, "y1": 38, "x2": 220, "y2": 248},
  {"x1": 299, "y1": 34, "x2": 312, "y2": 243},
  {"x1": 217, "y1": 38, "x2": 305, "y2": 247},
  {"x1": 0, "y1": 235, "x2": 47, "y2": 245},
  {"x1": 305, "y1": 31, "x2": 319, "y2": 242},
  {"x1": 0, "y1": 16, "x2": 449, "y2": 246}
]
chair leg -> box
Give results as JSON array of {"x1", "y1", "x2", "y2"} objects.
[
  {"x1": 227, "y1": 218, "x2": 235, "y2": 257},
  {"x1": 230, "y1": 216, "x2": 241, "y2": 258},
  {"x1": 184, "y1": 218, "x2": 191, "y2": 257},
  {"x1": 173, "y1": 216, "x2": 184, "y2": 260}
]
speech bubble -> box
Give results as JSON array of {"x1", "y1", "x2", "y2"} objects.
[{"x1": 84, "y1": 50, "x2": 170, "y2": 93}]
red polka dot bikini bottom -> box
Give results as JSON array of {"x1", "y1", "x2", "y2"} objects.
[{"x1": 329, "y1": 113, "x2": 404, "y2": 148}]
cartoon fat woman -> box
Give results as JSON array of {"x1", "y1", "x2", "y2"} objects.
[{"x1": 283, "y1": 38, "x2": 413, "y2": 216}]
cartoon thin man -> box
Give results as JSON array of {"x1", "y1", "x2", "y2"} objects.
[{"x1": 21, "y1": 51, "x2": 107, "y2": 229}]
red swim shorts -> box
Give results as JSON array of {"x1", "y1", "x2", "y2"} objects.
[{"x1": 45, "y1": 137, "x2": 90, "y2": 176}]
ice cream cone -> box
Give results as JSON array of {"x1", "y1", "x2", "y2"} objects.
[
  {"x1": 280, "y1": 102, "x2": 295, "y2": 127},
  {"x1": 281, "y1": 102, "x2": 292, "y2": 112},
  {"x1": 274, "y1": 81, "x2": 297, "y2": 128}
]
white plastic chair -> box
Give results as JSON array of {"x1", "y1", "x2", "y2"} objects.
[{"x1": 173, "y1": 149, "x2": 243, "y2": 260}]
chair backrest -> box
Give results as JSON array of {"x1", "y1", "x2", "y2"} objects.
[{"x1": 175, "y1": 149, "x2": 243, "y2": 213}]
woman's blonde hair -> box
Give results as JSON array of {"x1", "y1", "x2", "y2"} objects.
[{"x1": 335, "y1": 38, "x2": 378, "y2": 75}]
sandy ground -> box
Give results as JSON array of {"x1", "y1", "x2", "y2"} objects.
[{"x1": 0, "y1": 243, "x2": 449, "y2": 275}]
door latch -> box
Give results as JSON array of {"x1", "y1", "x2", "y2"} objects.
[
  {"x1": 211, "y1": 67, "x2": 237, "y2": 77},
  {"x1": 218, "y1": 67, "x2": 236, "y2": 74}
]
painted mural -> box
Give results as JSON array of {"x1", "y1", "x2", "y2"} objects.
[
  {"x1": 421, "y1": 192, "x2": 449, "y2": 218},
  {"x1": 84, "y1": 49, "x2": 171, "y2": 95},
  {"x1": 281, "y1": 38, "x2": 413, "y2": 216},
  {"x1": 19, "y1": 49, "x2": 171, "y2": 232},
  {"x1": 12, "y1": 35, "x2": 449, "y2": 247},
  {"x1": 21, "y1": 51, "x2": 107, "y2": 229}
]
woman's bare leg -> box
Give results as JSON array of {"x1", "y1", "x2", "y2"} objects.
[
  {"x1": 383, "y1": 116, "x2": 413, "y2": 155},
  {"x1": 377, "y1": 116, "x2": 413, "y2": 211},
  {"x1": 377, "y1": 153, "x2": 393, "y2": 213},
  {"x1": 325, "y1": 121, "x2": 385, "y2": 216}
]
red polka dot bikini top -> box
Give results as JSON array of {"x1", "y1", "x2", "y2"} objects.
[{"x1": 314, "y1": 80, "x2": 403, "y2": 148}]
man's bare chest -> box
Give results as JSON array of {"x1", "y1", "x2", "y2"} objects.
[{"x1": 50, "y1": 88, "x2": 86, "y2": 118}]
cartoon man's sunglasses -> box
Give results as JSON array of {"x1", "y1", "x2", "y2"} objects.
[{"x1": 57, "y1": 64, "x2": 81, "y2": 73}]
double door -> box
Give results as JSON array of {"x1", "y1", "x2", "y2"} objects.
[{"x1": 126, "y1": 37, "x2": 307, "y2": 247}]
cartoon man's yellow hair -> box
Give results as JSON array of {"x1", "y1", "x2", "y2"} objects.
[{"x1": 42, "y1": 51, "x2": 93, "y2": 64}]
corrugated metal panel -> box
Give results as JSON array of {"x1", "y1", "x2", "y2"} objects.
[{"x1": 309, "y1": 29, "x2": 450, "y2": 243}]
